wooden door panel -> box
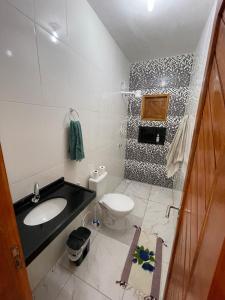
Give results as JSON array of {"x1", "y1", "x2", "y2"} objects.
[
  {"x1": 207, "y1": 238, "x2": 225, "y2": 299},
  {"x1": 186, "y1": 154, "x2": 225, "y2": 300},
  {"x1": 0, "y1": 146, "x2": 32, "y2": 300},
  {"x1": 183, "y1": 188, "x2": 192, "y2": 295},
  {"x1": 182, "y1": 211, "x2": 190, "y2": 298},
  {"x1": 169, "y1": 220, "x2": 187, "y2": 300},
  {"x1": 216, "y1": 19, "x2": 225, "y2": 95},
  {"x1": 196, "y1": 123, "x2": 206, "y2": 237},
  {"x1": 202, "y1": 91, "x2": 216, "y2": 209},
  {"x1": 181, "y1": 215, "x2": 187, "y2": 299},
  {"x1": 190, "y1": 156, "x2": 198, "y2": 268},
  {"x1": 223, "y1": 7, "x2": 225, "y2": 24},
  {"x1": 208, "y1": 59, "x2": 225, "y2": 165}
]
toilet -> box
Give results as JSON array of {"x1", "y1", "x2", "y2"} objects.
[{"x1": 89, "y1": 172, "x2": 134, "y2": 230}]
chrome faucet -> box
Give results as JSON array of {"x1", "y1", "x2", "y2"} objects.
[{"x1": 32, "y1": 183, "x2": 40, "y2": 203}]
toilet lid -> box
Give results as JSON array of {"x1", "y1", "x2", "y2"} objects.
[{"x1": 100, "y1": 193, "x2": 134, "y2": 212}]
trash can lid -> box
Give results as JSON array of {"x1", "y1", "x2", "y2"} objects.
[{"x1": 66, "y1": 227, "x2": 91, "y2": 250}]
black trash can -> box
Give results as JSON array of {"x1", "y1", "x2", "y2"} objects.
[{"x1": 66, "y1": 227, "x2": 91, "y2": 266}]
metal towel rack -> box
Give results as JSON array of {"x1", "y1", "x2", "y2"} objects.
[{"x1": 69, "y1": 108, "x2": 80, "y2": 121}]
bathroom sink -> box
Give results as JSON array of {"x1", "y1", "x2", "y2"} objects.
[{"x1": 24, "y1": 198, "x2": 67, "y2": 226}]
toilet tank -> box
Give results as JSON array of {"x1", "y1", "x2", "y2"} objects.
[{"x1": 88, "y1": 172, "x2": 108, "y2": 198}]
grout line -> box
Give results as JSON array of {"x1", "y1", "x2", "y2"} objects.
[
  {"x1": 54, "y1": 269, "x2": 72, "y2": 300},
  {"x1": 11, "y1": 162, "x2": 64, "y2": 185},
  {"x1": 0, "y1": 99, "x2": 69, "y2": 110},
  {"x1": 34, "y1": 21, "x2": 44, "y2": 94},
  {"x1": 6, "y1": 0, "x2": 34, "y2": 22},
  {"x1": 5, "y1": 0, "x2": 104, "y2": 74},
  {"x1": 148, "y1": 199, "x2": 172, "y2": 206},
  {"x1": 71, "y1": 273, "x2": 112, "y2": 300}
]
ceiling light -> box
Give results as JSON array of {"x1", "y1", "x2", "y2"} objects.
[
  {"x1": 50, "y1": 34, "x2": 58, "y2": 44},
  {"x1": 147, "y1": 0, "x2": 155, "y2": 12},
  {"x1": 6, "y1": 49, "x2": 13, "y2": 57},
  {"x1": 52, "y1": 31, "x2": 59, "y2": 38}
]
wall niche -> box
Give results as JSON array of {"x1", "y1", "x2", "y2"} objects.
[{"x1": 141, "y1": 94, "x2": 169, "y2": 121}]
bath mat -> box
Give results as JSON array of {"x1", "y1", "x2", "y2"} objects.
[{"x1": 116, "y1": 226, "x2": 164, "y2": 300}]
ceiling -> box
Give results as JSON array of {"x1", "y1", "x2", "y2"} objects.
[{"x1": 87, "y1": 0, "x2": 216, "y2": 62}]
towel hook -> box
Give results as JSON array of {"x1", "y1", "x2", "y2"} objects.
[{"x1": 69, "y1": 108, "x2": 80, "y2": 121}]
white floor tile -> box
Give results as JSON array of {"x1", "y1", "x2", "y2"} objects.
[
  {"x1": 142, "y1": 201, "x2": 175, "y2": 251},
  {"x1": 123, "y1": 288, "x2": 140, "y2": 300},
  {"x1": 130, "y1": 196, "x2": 148, "y2": 219},
  {"x1": 98, "y1": 214, "x2": 142, "y2": 246},
  {"x1": 59, "y1": 233, "x2": 129, "y2": 300},
  {"x1": 172, "y1": 189, "x2": 183, "y2": 207},
  {"x1": 56, "y1": 274, "x2": 110, "y2": 300},
  {"x1": 124, "y1": 181, "x2": 152, "y2": 200},
  {"x1": 33, "y1": 263, "x2": 71, "y2": 300},
  {"x1": 149, "y1": 185, "x2": 173, "y2": 206},
  {"x1": 114, "y1": 180, "x2": 131, "y2": 194}
]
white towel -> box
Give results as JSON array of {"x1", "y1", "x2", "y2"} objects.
[{"x1": 166, "y1": 115, "x2": 189, "y2": 178}]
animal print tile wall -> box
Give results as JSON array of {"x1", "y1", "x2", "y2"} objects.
[{"x1": 125, "y1": 54, "x2": 194, "y2": 188}]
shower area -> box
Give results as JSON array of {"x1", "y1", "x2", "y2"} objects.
[{"x1": 124, "y1": 53, "x2": 193, "y2": 190}]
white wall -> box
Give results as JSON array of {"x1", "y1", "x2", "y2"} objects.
[
  {"x1": 172, "y1": 0, "x2": 218, "y2": 200},
  {"x1": 0, "y1": 0, "x2": 130, "y2": 203}
]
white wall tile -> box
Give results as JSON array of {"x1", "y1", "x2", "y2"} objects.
[
  {"x1": 36, "y1": 26, "x2": 72, "y2": 107},
  {"x1": 10, "y1": 163, "x2": 64, "y2": 202},
  {"x1": 7, "y1": 0, "x2": 34, "y2": 19},
  {"x1": 35, "y1": 0, "x2": 68, "y2": 41},
  {"x1": 0, "y1": 0, "x2": 42, "y2": 104},
  {"x1": 0, "y1": 102, "x2": 65, "y2": 184}
]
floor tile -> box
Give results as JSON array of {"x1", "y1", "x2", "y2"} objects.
[
  {"x1": 98, "y1": 214, "x2": 142, "y2": 246},
  {"x1": 142, "y1": 201, "x2": 176, "y2": 263},
  {"x1": 130, "y1": 195, "x2": 148, "y2": 219},
  {"x1": 149, "y1": 185, "x2": 173, "y2": 206},
  {"x1": 59, "y1": 233, "x2": 129, "y2": 300},
  {"x1": 114, "y1": 180, "x2": 131, "y2": 194},
  {"x1": 172, "y1": 189, "x2": 183, "y2": 207},
  {"x1": 123, "y1": 288, "x2": 140, "y2": 300},
  {"x1": 56, "y1": 274, "x2": 110, "y2": 300},
  {"x1": 33, "y1": 263, "x2": 71, "y2": 300},
  {"x1": 124, "y1": 180, "x2": 152, "y2": 200}
]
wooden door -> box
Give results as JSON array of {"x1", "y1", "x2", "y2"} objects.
[
  {"x1": 165, "y1": 1, "x2": 225, "y2": 299},
  {"x1": 0, "y1": 145, "x2": 32, "y2": 300}
]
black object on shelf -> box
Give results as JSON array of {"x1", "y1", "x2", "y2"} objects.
[
  {"x1": 66, "y1": 227, "x2": 91, "y2": 266},
  {"x1": 138, "y1": 126, "x2": 166, "y2": 145}
]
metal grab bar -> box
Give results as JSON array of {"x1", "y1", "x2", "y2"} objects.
[{"x1": 165, "y1": 205, "x2": 180, "y2": 218}]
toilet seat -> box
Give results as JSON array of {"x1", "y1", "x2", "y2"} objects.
[{"x1": 100, "y1": 193, "x2": 134, "y2": 213}]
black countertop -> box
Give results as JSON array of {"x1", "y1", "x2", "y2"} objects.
[{"x1": 14, "y1": 178, "x2": 96, "y2": 266}]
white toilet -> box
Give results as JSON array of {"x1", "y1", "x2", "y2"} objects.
[{"x1": 89, "y1": 172, "x2": 134, "y2": 230}]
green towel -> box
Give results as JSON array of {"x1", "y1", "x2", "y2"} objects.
[{"x1": 69, "y1": 120, "x2": 85, "y2": 161}]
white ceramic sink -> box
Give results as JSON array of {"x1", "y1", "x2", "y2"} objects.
[{"x1": 24, "y1": 198, "x2": 67, "y2": 226}]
